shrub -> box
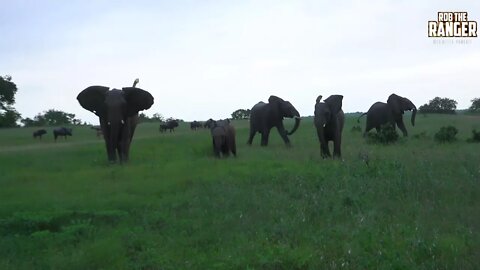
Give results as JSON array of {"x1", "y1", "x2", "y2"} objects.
[
  {"x1": 366, "y1": 124, "x2": 399, "y2": 144},
  {"x1": 466, "y1": 129, "x2": 480, "y2": 143},
  {"x1": 412, "y1": 131, "x2": 429, "y2": 139},
  {"x1": 351, "y1": 125, "x2": 362, "y2": 133},
  {"x1": 434, "y1": 126, "x2": 458, "y2": 143}
]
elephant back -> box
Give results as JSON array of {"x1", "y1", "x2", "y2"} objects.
[{"x1": 211, "y1": 126, "x2": 227, "y2": 137}]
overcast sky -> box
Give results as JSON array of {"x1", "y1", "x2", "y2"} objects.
[{"x1": 1, "y1": 0, "x2": 479, "y2": 124}]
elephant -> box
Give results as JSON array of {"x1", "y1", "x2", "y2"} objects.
[
  {"x1": 159, "y1": 119, "x2": 179, "y2": 133},
  {"x1": 33, "y1": 129, "x2": 47, "y2": 139},
  {"x1": 53, "y1": 127, "x2": 72, "y2": 141},
  {"x1": 359, "y1": 93, "x2": 417, "y2": 137},
  {"x1": 247, "y1": 95, "x2": 301, "y2": 146},
  {"x1": 77, "y1": 79, "x2": 154, "y2": 163},
  {"x1": 314, "y1": 95, "x2": 344, "y2": 158},
  {"x1": 209, "y1": 119, "x2": 236, "y2": 157}
]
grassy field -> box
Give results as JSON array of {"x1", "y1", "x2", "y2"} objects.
[{"x1": 0, "y1": 114, "x2": 479, "y2": 269}]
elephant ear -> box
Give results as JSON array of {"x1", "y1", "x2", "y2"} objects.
[
  {"x1": 324, "y1": 95, "x2": 343, "y2": 114},
  {"x1": 387, "y1": 94, "x2": 402, "y2": 115},
  {"x1": 122, "y1": 87, "x2": 154, "y2": 117},
  {"x1": 77, "y1": 86, "x2": 109, "y2": 116},
  {"x1": 268, "y1": 95, "x2": 285, "y2": 104}
]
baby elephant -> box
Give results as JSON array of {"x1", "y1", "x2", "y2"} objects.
[
  {"x1": 208, "y1": 119, "x2": 236, "y2": 158},
  {"x1": 314, "y1": 95, "x2": 344, "y2": 158}
]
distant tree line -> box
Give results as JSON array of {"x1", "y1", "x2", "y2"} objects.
[
  {"x1": 2, "y1": 75, "x2": 480, "y2": 127},
  {"x1": 231, "y1": 109, "x2": 250, "y2": 120},
  {"x1": 418, "y1": 97, "x2": 458, "y2": 114},
  {"x1": 138, "y1": 113, "x2": 164, "y2": 123},
  {"x1": 21, "y1": 109, "x2": 83, "y2": 127}
]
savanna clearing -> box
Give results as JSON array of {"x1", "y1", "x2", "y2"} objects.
[{"x1": 0, "y1": 114, "x2": 479, "y2": 269}]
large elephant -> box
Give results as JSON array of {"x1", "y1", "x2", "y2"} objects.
[
  {"x1": 247, "y1": 95, "x2": 301, "y2": 146},
  {"x1": 314, "y1": 95, "x2": 344, "y2": 158},
  {"x1": 359, "y1": 93, "x2": 416, "y2": 137},
  {"x1": 77, "y1": 79, "x2": 154, "y2": 163}
]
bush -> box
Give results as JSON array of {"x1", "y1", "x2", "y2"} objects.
[
  {"x1": 466, "y1": 129, "x2": 480, "y2": 143},
  {"x1": 412, "y1": 131, "x2": 429, "y2": 139},
  {"x1": 434, "y1": 126, "x2": 458, "y2": 143},
  {"x1": 366, "y1": 124, "x2": 399, "y2": 144},
  {"x1": 351, "y1": 125, "x2": 362, "y2": 133}
]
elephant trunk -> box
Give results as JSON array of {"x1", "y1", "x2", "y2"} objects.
[
  {"x1": 411, "y1": 107, "x2": 417, "y2": 126},
  {"x1": 317, "y1": 126, "x2": 328, "y2": 157},
  {"x1": 287, "y1": 115, "x2": 301, "y2": 135},
  {"x1": 107, "y1": 122, "x2": 122, "y2": 162}
]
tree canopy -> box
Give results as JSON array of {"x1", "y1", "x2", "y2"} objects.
[
  {"x1": 0, "y1": 75, "x2": 17, "y2": 111},
  {"x1": 0, "y1": 75, "x2": 21, "y2": 127},
  {"x1": 138, "y1": 113, "x2": 164, "y2": 123},
  {"x1": 468, "y1": 98, "x2": 480, "y2": 113},
  {"x1": 418, "y1": 97, "x2": 457, "y2": 114},
  {"x1": 21, "y1": 109, "x2": 81, "y2": 127},
  {"x1": 231, "y1": 109, "x2": 251, "y2": 120}
]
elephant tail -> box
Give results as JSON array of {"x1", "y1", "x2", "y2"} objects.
[{"x1": 357, "y1": 113, "x2": 367, "y2": 123}]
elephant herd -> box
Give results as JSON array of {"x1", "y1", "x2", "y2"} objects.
[{"x1": 76, "y1": 79, "x2": 416, "y2": 163}]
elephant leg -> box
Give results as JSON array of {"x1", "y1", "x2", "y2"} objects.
[
  {"x1": 396, "y1": 119, "x2": 408, "y2": 137},
  {"x1": 247, "y1": 130, "x2": 256, "y2": 145},
  {"x1": 276, "y1": 125, "x2": 291, "y2": 146},
  {"x1": 316, "y1": 128, "x2": 330, "y2": 158},
  {"x1": 230, "y1": 136, "x2": 237, "y2": 157},
  {"x1": 213, "y1": 137, "x2": 221, "y2": 157},
  {"x1": 322, "y1": 142, "x2": 331, "y2": 158},
  {"x1": 333, "y1": 133, "x2": 342, "y2": 158},
  {"x1": 260, "y1": 129, "x2": 270, "y2": 146},
  {"x1": 221, "y1": 139, "x2": 230, "y2": 157}
]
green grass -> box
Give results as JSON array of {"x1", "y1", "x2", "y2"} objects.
[{"x1": 0, "y1": 114, "x2": 479, "y2": 269}]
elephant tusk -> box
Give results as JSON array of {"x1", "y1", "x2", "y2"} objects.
[
  {"x1": 323, "y1": 124, "x2": 326, "y2": 127},
  {"x1": 121, "y1": 120, "x2": 125, "y2": 124}
]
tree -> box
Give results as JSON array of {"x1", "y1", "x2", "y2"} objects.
[
  {"x1": 418, "y1": 97, "x2": 457, "y2": 114},
  {"x1": 231, "y1": 109, "x2": 251, "y2": 120},
  {"x1": 0, "y1": 75, "x2": 17, "y2": 111},
  {"x1": 0, "y1": 109, "x2": 21, "y2": 127},
  {"x1": 43, "y1": 109, "x2": 77, "y2": 126},
  {"x1": 469, "y1": 98, "x2": 480, "y2": 113},
  {"x1": 21, "y1": 109, "x2": 80, "y2": 127},
  {"x1": 152, "y1": 113, "x2": 164, "y2": 122},
  {"x1": 0, "y1": 75, "x2": 21, "y2": 127},
  {"x1": 137, "y1": 113, "x2": 164, "y2": 123}
]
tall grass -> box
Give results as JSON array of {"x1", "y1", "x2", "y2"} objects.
[{"x1": 0, "y1": 114, "x2": 479, "y2": 269}]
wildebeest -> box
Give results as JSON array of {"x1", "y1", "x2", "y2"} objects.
[
  {"x1": 53, "y1": 127, "x2": 72, "y2": 141},
  {"x1": 91, "y1": 126, "x2": 103, "y2": 137},
  {"x1": 190, "y1": 121, "x2": 203, "y2": 130},
  {"x1": 159, "y1": 119, "x2": 179, "y2": 133},
  {"x1": 33, "y1": 129, "x2": 47, "y2": 139}
]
